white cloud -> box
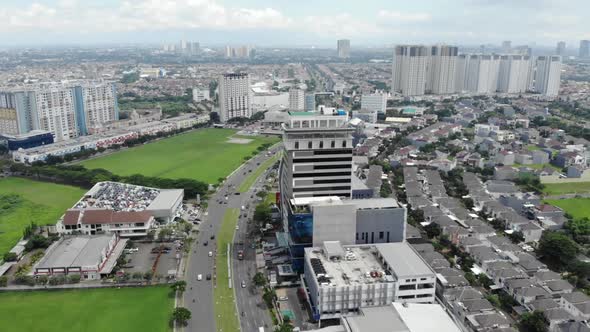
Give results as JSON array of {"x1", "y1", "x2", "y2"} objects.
[{"x1": 377, "y1": 10, "x2": 432, "y2": 23}]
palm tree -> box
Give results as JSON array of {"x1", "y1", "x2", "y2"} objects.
[{"x1": 171, "y1": 280, "x2": 187, "y2": 294}]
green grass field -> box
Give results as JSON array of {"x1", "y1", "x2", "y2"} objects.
[
  {"x1": 213, "y1": 208, "x2": 240, "y2": 332},
  {"x1": 0, "y1": 178, "x2": 85, "y2": 254},
  {"x1": 543, "y1": 182, "x2": 590, "y2": 195},
  {"x1": 237, "y1": 153, "x2": 281, "y2": 193},
  {"x1": 0, "y1": 286, "x2": 173, "y2": 332},
  {"x1": 545, "y1": 198, "x2": 590, "y2": 220},
  {"x1": 80, "y1": 129, "x2": 278, "y2": 184}
]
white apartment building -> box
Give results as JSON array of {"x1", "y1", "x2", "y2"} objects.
[
  {"x1": 192, "y1": 87, "x2": 210, "y2": 103},
  {"x1": 360, "y1": 93, "x2": 387, "y2": 113},
  {"x1": 0, "y1": 81, "x2": 118, "y2": 141},
  {"x1": 534, "y1": 56, "x2": 562, "y2": 97},
  {"x1": 465, "y1": 55, "x2": 500, "y2": 94},
  {"x1": 392, "y1": 45, "x2": 429, "y2": 96},
  {"x1": 497, "y1": 55, "x2": 531, "y2": 94},
  {"x1": 218, "y1": 73, "x2": 251, "y2": 122},
  {"x1": 427, "y1": 45, "x2": 458, "y2": 94},
  {"x1": 337, "y1": 39, "x2": 351, "y2": 58},
  {"x1": 304, "y1": 241, "x2": 436, "y2": 320},
  {"x1": 279, "y1": 108, "x2": 353, "y2": 201},
  {"x1": 289, "y1": 88, "x2": 305, "y2": 111}
]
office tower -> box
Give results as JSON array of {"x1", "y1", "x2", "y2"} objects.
[
  {"x1": 360, "y1": 93, "x2": 387, "y2": 113},
  {"x1": 218, "y1": 73, "x2": 251, "y2": 122},
  {"x1": 304, "y1": 93, "x2": 315, "y2": 111},
  {"x1": 279, "y1": 108, "x2": 353, "y2": 203},
  {"x1": 465, "y1": 55, "x2": 500, "y2": 94},
  {"x1": 224, "y1": 45, "x2": 252, "y2": 58},
  {"x1": 288, "y1": 88, "x2": 305, "y2": 111},
  {"x1": 0, "y1": 81, "x2": 118, "y2": 141},
  {"x1": 392, "y1": 45, "x2": 429, "y2": 96},
  {"x1": 497, "y1": 55, "x2": 531, "y2": 93},
  {"x1": 224, "y1": 45, "x2": 232, "y2": 58},
  {"x1": 514, "y1": 45, "x2": 532, "y2": 56},
  {"x1": 427, "y1": 45, "x2": 459, "y2": 94},
  {"x1": 580, "y1": 40, "x2": 590, "y2": 58},
  {"x1": 534, "y1": 56, "x2": 561, "y2": 97},
  {"x1": 502, "y1": 40, "x2": 512, "y2": 53},
  {"x1": 190, "y1": 42, "x2": 200, "y2": 55},
  {"x1": 556, "y1": 41, "x2": 566, "y2": 56},
  {"x1": 337, "y1": 39, "x2": 350, "y2": 58}
]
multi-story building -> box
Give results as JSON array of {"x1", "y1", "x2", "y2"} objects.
[
  {"x1": 427, "y1": 45, "x2": 459, "y2": 94},
  {"x1": 497, "y1": 55, "x2": 531, "y2": 93},
  {"x1": 337, "y1": 39, "x2": 351, "y2": 58},
  {"x1": 304, "y1": 241, "x2": 436, "y2": 321},
  {"x1": 0, "y1": 81, "x2": 118, "y2": 141},
  {"x1": 360, "y1": 93, "x2": 387, "y2": 113},
  {"x1": 579, "y1": 40, "x2": 590, "y2": 58},
  {"x1": 534, "y1": 56, "x2": 561, "y2": 97},
  {"x1": 392, "y1": 45, "x2": 429, "y2": 96},
  {"x1": 556, "y1": 41, "x2": 566, "y2": 56},
  {"x1": 464, "y1": 55, "x2": 500, "y2": 94},
  {"x1": 304, "y1": 93, "x2": 316, "y2": 112},
  {"x1": 218, "y1": 73, "x2": 251, "y2": 122},
  {"x1": 502, "y1": 40, "x2": 512, "y2": 53},
  {"x1": 192, "y1": 87, "x2": 210, "y2": 103},
  {"x1": 288, "y1": 88, "x2": 305, "y2": 111}
]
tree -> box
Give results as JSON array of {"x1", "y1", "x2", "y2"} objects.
[
  {"x1": 253, "y1": 272, "x2": 266, "y2": 287},
  {"x1": 477, "y1": 274, "x2": 493, "y2": 289},
  {"x1": 172, "y1": 307, "x2": 191, "y2": 326},
  {"x1": 519, "y1": 310, "x2": 548, "y2": 332},
  {"x1": 538, "y1": 231, "x2": 578, "y2": 269},
  {"x1": 68, "y1": 274, "x2": 81, "y2": 284},
  {"x1": 508, "y1": 230, "x2": 525, "y2": 244},
  {"x1": 3, "y1": 252, "x2": 18, "y2": 262},
  {"x1": 171, "y1": 280, "x2": 187, "y2": 294},
  {"x1": 254, "y1": 203, "x2": 272, "y2": 226},
  {"x1": 275, "y1": 322, "x2": 294, "y2": 332},
  {"x1": 25, "y1": 234, "x2": 51, "y2": 251},
  {"x1": 144, "y1": 271, "x2": 154, "y2": 281},
  {"x1": 0, "y1": 276, "x2": 8, "y2": 287},
  {"x1": 158, "y1": 227, "x2": 174, "y2": 241},
  {"x1": 424, "y1": 222, "x2": 441, "y2": 239}
]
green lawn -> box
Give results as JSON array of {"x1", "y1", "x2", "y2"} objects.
[
  {"x1": 80, "y1": 129, "x2": 278, "y2": 184},
  {"x1": 214, "y1": 208, "x2": 240, "y2": 332},
  {"x1": 543, "y1": 182, "x2": 590, "y2": 195},
  {"x1": 0, "y1": 286, "x2": 173, "y2": 332},
  {"x1": 545, "y1": 198, "x2": 590, "y2": 220},
  {"x1": 0, "y1": 178, "x2": 85, "y2": 254},
  {"x1": 237, "y1": 153, "x2": 281, "y2": 193}
]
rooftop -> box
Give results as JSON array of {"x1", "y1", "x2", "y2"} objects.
[{"x1": 76, "y1": 181, "x2": 160, "y2": 212}]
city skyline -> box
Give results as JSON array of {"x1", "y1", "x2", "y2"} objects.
[{"x1": 0, "y1": 0, "x2": 589, "y2": 47}]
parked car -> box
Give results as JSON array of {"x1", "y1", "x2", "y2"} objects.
[
  {"x1": 206, "y1": 274, "x2": 211, "y2": 280},
  {"x1": 197, "y1": 274, "x2": 203, "y2": 281},
  {"x1": 208, "y1": 251, "x2": 213, "y2": 257},
  {"x1": 203, "y1": 241, "x2": 208, "y2": 246}
]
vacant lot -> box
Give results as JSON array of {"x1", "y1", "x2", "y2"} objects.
[
  {"x1": 80, "y1": 129, "x2": 278, "y2": 184},
  {"x1": 545, "y1": 198, "x2": 590, "y2": 220},
  {"x1": 543, "y1": 182, "x2": 590, "y2": 195},
  {"x1": 0, "y1": 178, "x2": 84, "y2": 254},
  {"x1": 0, "y1": 286, "x2": 173, "y2": 332},
  {"x1": 213, "y1": 208, "x2": 240, "y2": 332}
]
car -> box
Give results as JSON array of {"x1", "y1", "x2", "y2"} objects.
[
  {"x1": 197, "y1": 274, "x2": 203, "y2": 281},
  {"x1": 241, "y1": 280, "x2": 246, "y2": 288},
  {"x1": 206, "y1": 274, "x2": 211, "y2": 280},
  {"x1": 235, "y1": 225, "x2": 239, "y2": 230},
  {"x1": 210, "y1": 235, "x2": 215, "y2": 240},
  {"x1": 278, "y1": 296, "x2": 288, "y2": 301},
  {"x1": 208, "y1": 251, "x2": 213, "y2": 257},
  {"x1": 234, "y1": 192, "x2": 240, "y2": 195},
  {"x1": 203, "y1": 241, "x2": 208, "y2": 246}
]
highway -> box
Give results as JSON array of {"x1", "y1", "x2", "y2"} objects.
[{"x1": 184, "y1": 145, "x2": 280, "y2": 332}]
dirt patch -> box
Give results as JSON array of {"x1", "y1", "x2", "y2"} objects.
[{"x1": 227, "y1": 138, "x2": 253, "y2": 144}]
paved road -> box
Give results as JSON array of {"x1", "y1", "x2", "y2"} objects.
[
  {"x1": 184, "y1": 146, "x2": 280, "y2": 332},
  {"x1": 233, "y1": 168, "x2": 275, "y2": 332}
]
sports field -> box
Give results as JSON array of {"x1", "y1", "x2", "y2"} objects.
[
  {"x1": 80, "y1": 129, "x2": 278, "y2": 184},
  {"x1": 0, "y1": 177, "x2": 85, "y2": 254},
  {"x1": 0, "y1": 286, "x2": 173, "y2": 332},
  {"x1": 543, "y1": 182, "x2": 590, "y2": 195},
  {"x1": 213, "y1": 208, "x2": 241, "y2": 332},
  {"x1": 545, "y1": 198, "x2": 590, "y2": 220}
]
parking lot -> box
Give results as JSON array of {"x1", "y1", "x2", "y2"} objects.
[
  {"x1": 122, "y1": 241, "x2": 181, "y2": 279},
  {"x1": 275, "y1": 287, "x2": 310, "y2": 328}
]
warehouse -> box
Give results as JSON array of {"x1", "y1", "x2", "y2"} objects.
[{"x1": 33, "y1": 234, "x2": 127, "y2": 280}]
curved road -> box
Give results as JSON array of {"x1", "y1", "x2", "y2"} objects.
[{"x1": 183, "y1": 145, "x2": 281, "y2": 332}]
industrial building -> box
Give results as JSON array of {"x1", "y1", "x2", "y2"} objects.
[
  {"x1": 303, "y1": 241, "x2": 436, "y2": 321},
  {"x1": 56, "y1": 181, "x2": 183, "y2": 237},
  {"x1": 33, "y1": 234, "x2": 127, "y2": 280}
]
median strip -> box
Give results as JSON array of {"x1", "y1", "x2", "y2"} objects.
[{"x1": 238, "y1": 153, "x2": 281, "y2": 193}]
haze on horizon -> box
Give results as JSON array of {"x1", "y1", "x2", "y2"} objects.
[{"x1": 0, "y1": 0, "x2": 589, "y2": 47}]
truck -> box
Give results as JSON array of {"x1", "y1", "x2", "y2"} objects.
[{"x1": 237, "y1": 250, "x2": 244, "y2": 260}]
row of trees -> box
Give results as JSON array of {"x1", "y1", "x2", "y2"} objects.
[{"x1": 9, "y1": 163, "x2": 208, "y2": 199}]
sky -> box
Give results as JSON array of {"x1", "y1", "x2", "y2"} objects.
[{"x1": 1, "y1": 0, "x2": 589, "y2": 47}]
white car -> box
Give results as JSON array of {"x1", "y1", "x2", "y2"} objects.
[
  {"x1": 208, "y1": 251, "x2": 213, "y2": 257},
  {"x1": 235, "y1": 225, "x2": 239, "y2": 230},
  {"x1": 197, "y1": 274, "x2": 203, "y2": 281}
]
